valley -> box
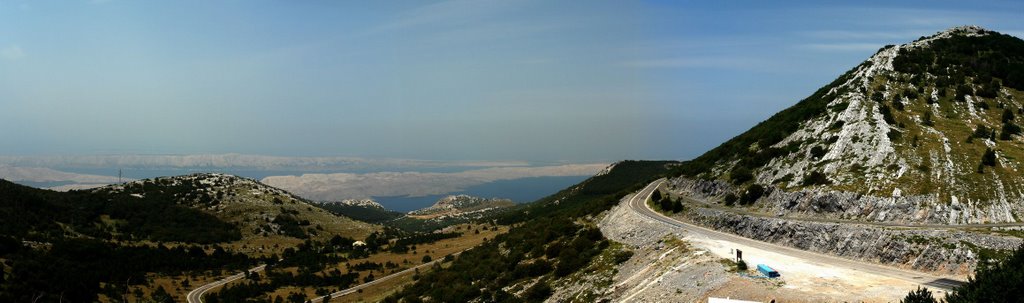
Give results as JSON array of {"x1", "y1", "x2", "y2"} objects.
[{"x1": 5, "y1": 16, "x2": 1024, "y2": 303}]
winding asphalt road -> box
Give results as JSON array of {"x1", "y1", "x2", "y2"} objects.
[
  {"x1": 186, "y1": 264, "x2": 266, "y2": 303},
  {"x1": 628, "y1": 179, "x2": 963, "y2": 291}
]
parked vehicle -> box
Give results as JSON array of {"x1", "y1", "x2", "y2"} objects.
[{"x1": 757, "y1": 264, "x2": 780, "y2": 278}]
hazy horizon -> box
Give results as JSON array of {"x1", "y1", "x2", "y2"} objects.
[{"x1": 2, "y1": 1, "x2": 1023, "y2": 163}]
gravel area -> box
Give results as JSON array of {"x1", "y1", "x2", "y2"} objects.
[
  {"x1": 597, "y1": 196, "x2": 733, "y2": 302},
  {"x1": 590, "y1": 192, "x2": 935, "y2": 302}
]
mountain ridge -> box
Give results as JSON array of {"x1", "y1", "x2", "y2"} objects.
[
  {"x1": 89, "y1": 173, "x2": 378, "y2": 247},
  {"x1": 673, "y1": 25, "x2": 1024, "y2": 224},
  {"x1": 408, "y1": 194, "x2": 515, "y2": 218}
]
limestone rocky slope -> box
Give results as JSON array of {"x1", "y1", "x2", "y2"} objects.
[
  {"x1": 675, "y1": 26, "x2": 1024, "y2": 224},
  {"x1": 683, "y1": 207, "x2": 1021, "y2": 276}
]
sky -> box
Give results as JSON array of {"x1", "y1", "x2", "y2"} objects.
[{"x1": 1, "y1": 0, "x2": 1022, "y2": 163}]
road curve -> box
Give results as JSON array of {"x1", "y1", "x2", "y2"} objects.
[
  {"x1": 186, "y1": 264, "x2": 266, "y2": 303},
  {"x1": 309, "y1": 253, "x2": 459, "y2": 303},
  {"x1": 628, "y1": 179, "x2": 964, "y2": 291}
]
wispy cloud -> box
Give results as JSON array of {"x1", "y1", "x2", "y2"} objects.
[
  {"x1": 798, "y1": 29, "x2": 927, "y2": 40},
  {"x1": 0, "y1": 45, "x2": 25, "y2": 60},
  {"x1": 799, "y1": 43, "x2": 884, "y2": 52},
  {"x1": 375, "y1": 0, "x2": 527, "y2": 33},
  {"x1": 620, "y1": 56, "x2": 773, "y2": 70}
]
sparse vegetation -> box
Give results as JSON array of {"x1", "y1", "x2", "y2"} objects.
[{"x1": 802, "y1": 171, "x2": 831, "y2": 186}]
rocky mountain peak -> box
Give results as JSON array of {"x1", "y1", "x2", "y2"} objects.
[{"x1": 677, "y1": 26, "x2": 1024, "y2": 224}]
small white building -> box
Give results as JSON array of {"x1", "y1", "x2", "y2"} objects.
[{"x1": 352, "y1": 241, "x2": 367, "y2": 247}]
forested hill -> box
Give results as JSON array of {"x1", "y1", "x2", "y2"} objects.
[
  {"x1": 89, "y1": 173, "x2": 377, "y2": 242},
  {"x1": 0, "y1": 179, "x2": 261, "y2": 302},
  {"x1": 0, "y1": 173, "x2": 379, "y2": 302},
  {"x1": 0, "y1": 178, "x2": 240, "y2": 243}
]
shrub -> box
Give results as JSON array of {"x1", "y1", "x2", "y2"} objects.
[
  {"x1": 879, "y1": 104, "x2": 896, "y2": 124},
  {"x1": 982, "y1": 148, "x2": 997, "y2": 166},
  {"x1": 736, "y1": 260, "x2": 748, "y2": 271},
  {"x1": 810, "y1": 146, "x2": 826, "y2": 159},
  {"x1": 923, "y1": 111, "x2": 934, "y2": 126},
  {"x1": 1003, "y1": 108, "x2": 1016, "y2": 123},
  {"x1": 973, "y1": 124, "x2": 991, "y2": 138},
  {"x1": 659, "y1": 195, "x2": 673, "y2": 212},
  {"x1": 1000, "y1": 122, "x2": 1021, "y2": 140},
  {"x1": 651, "y1": 190, "x2": 662, "y2": 203},
  {"x1": 723, "y1": 193, "x2": 738, "y2": 207},
  {"x1": 802, "y1": 171, "x2": 831, "y2": 186},
  {"x1": 524, "y1": 281, "x2": 552, "y2": 302},
  {"x1": 740, "y1": 184, "x2": 765, "y2": 205},
  {"x1": 872, "y1": 91, "x2": 885, "y2": 102},
  {"x1": 613, "y1": 250, "x2": 634, "y2": 264},
  {"x1": 730, "y1": 166, "x2": 754, "y2": 185}
]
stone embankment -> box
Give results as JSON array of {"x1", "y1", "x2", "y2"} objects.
[
  {"x1": 670, "y1": 177, "x2": 1023, "y2": 226},
  {"x1": 681, "y1": 206, "x2": 1021, "y2": 276}
]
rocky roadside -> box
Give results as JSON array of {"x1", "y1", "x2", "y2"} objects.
[
  {"x1": 679, "y1": 206, "x2": 1022, "y2": 276},
  {"x1": 577, "y1": 197, "x2": 732, "y2": 302},
  {"x1": 669, "y1": 177, "x2": 1024, "y2": 225}
]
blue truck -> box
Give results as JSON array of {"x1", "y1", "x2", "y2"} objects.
[{"x1": 757, "y1": 264, "x2": 780, "y2": 278}]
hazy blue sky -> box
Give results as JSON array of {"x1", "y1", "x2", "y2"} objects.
[{"x1": 1, "y1": 0, "x2": 1021, "y2": 162}]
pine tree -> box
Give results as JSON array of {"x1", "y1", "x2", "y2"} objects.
[{"x1": 901, "y1": 287, "x2": 937, "y2": 303}]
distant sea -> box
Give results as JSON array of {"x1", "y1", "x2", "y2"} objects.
[{"x1": 373, "y1": 175, "x2": 589, "y2": 212}]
